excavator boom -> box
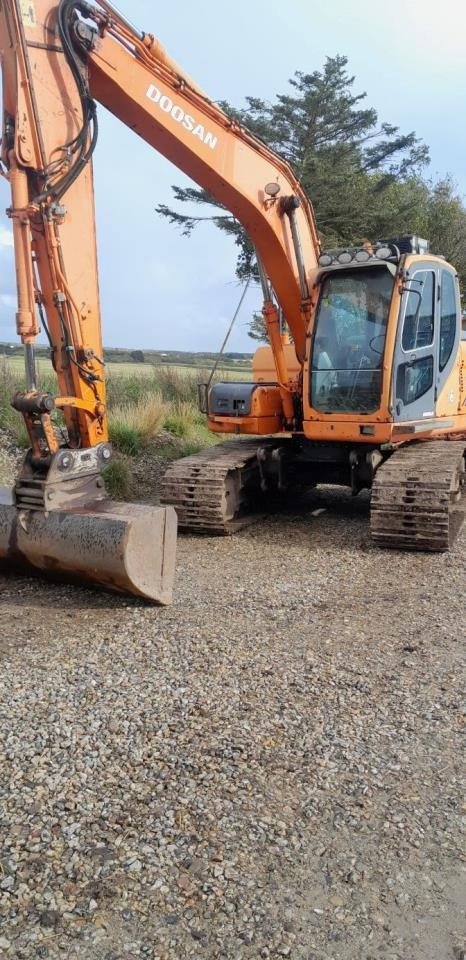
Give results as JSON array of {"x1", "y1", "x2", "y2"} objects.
[
  {"x1": 0, "y1": 0, "x2": 180, "y2": 602},
  {"x1": 0, "y1": 0, "x2": 320, "y2": 600},
  {"x1": 82, "y1": 0, "x2": 320, "y2": 364}
]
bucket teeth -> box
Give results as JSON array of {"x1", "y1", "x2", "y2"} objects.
[{"x1": 0, "y1": 489, "x2": 177, "y2": 604}]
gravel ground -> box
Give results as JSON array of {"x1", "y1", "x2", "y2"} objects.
[
  {"x1": 0, "y1": 447, "x2": 464, "y2": 960},
  {"x1": 0, "y1": 439, "x2": 21, "y2": 487}
]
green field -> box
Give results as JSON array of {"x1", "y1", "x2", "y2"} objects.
[{"x1": 1, "y1": 356, "x2": 252, "y2": 381}]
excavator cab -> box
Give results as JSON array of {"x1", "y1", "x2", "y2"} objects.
[{"x1": 302, "y1": 235, "x2": 464, "y2": 445}]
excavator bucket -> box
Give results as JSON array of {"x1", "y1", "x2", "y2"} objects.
[{"x1": 0, "y1": 487, "x2": 177, "y2": 604}]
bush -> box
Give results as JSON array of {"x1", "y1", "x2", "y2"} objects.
[
  {"x1": 109, "y1": 394, "x2": 166, "y2": 455},
  {"x1": 103, "y1": 458, "x2": 131, "y2": 499},
  {"x1": 106, "y1": 372, "x2": 150, "y2": 407},
  {"x1": 163, "y1": 401, "x2": 203, "y2": 438},
  {"x1": 130, "y1": 350, "x2": 145, "y2": 363}
]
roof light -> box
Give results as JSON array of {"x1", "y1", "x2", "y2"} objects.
[
  {"x1": 337, "y1": 251, "x2": 353, "y2": 264},
  {"x1": 318, "y1": 253, "x2": 334, "y2": 267},
  {"x1": 355, "y1": 249, "x2": 371, "y2": 262},
  {"x1": 375, "y1": 246, "x2": 393, "y2": 260},
  {"x1": 417, "y1": 237, "x2": 430, "y2": 254}
]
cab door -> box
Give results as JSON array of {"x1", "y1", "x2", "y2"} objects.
[
  {"x1": 392, "y1": 264, "x2": 437, "y2": 422},
  {"x1": 435, "y1": 267, "x2": 461, "y2": 404}
]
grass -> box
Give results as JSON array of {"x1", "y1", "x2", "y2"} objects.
[
  {"x1": 0, "y1": 361, "x2": 31, "y2": 448},
  {"x1": 2, "y1": 355, "x2": 252, "y2": 381},
  {"x1": 0, "y1": 405, "x2": 29, "y2": 449},
  {"x1": 109, "y1": 394, "x2": 166, "y2": 455},
  {"x1": 163, "y1": 400, "x2": 204, "y2": 438},
  {"x1": 102, "y1": 458, "x2": 131, "y2": 499},
  {"x1": 0, "y1": 358, "x2": 230, "y2": 493}
]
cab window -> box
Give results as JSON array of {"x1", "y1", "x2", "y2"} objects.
[
  {"x1": 439, "y1": 271, "x2": 457, "y2": 370},
  {"x1": 396, "y1": 356, "x2": 434, "y2": 406},
  {"x1": 402, "y1": 271, "x2": 435, "y2": 351},
  {"x1": 310, "y1": 267, "x2": 394, "y2": 414}
]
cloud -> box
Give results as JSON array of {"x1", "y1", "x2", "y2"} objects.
[{"x1": 0, "y1": 226, "x2": 13, "y2": 249}]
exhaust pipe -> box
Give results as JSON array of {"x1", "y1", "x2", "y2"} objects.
[{"x1": 0, "y1": 487, "x2": 177, "y2": 604}]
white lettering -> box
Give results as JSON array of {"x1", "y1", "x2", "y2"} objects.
[
  {"x1": 146, "y1": 83, "x2": 161, "y2": 104},
  {"x1": 159, "y1": 95, "x2": 173, "y2": 113},
  {"x1": 146, "y1": 85, "x2": 217, "y2": 150}
]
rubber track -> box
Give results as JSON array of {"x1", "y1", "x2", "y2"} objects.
[
  {"x1": 370, "y1": 440, "x2": 466, "y2": 551},
  {"x1": 160, "y1": 439, "x2": 272, "y2": 534}
]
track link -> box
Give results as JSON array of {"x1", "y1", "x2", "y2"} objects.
[
  {"x1": 160, "y1": 440, "x2": 275, "y2": 534},
  {"x1": 370, "y1": 440, "x2": 466, "y2": 551}
]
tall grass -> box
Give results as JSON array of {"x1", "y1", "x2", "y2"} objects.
[
  {"x1": 105, "y1": 365, "x2": 208, "y2": 407},
  {"x1": 109, "y1": 394, "x2": 166, "y2": 455},
  {"x1": 103, "y1": 458, "x2": 131, "y2": 499},
  {"x1": 0, "y1": 360, "x2": 29, "y2": 447},
  {"x1": 163, "y1": 400, "x2": 204, "y2": 438},
  {"x1": 150, "y1": 366, "x2": 201, "y2": 403},
  {"x1": 0, "y1": 359, "x2": 220, "y2": 461}
]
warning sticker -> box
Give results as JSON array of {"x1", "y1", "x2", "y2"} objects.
[{"x1": 20, "y1": 1, "x2": 37, "y2": 28}]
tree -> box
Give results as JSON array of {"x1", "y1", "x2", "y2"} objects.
[
  {"x1": 247, "y1": 312, "x2": 268, "y2": 343},
  {"x1": 130, "y1": 349, "x2": 145, "y2": 363},
  {"x1": 418, "y1": 177, "x2": 466, "y2": 287},
  {"x1": 157, "y1": 56, "x2": 465, "y2": 337}
]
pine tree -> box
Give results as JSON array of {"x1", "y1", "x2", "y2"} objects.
[{"x1": 156, "y1": 56, "x2": 465, "y2": 339}]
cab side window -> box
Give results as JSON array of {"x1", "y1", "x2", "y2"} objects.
[
  {"x1": 396, "y1": 356, "x2": 433, "y2": 406},
  {"x1": 402, "y1": 271, "x2": 435, "y2": 351},
  {"x1": 439, "y1": 271, "x2": 457, "y2": 370}
]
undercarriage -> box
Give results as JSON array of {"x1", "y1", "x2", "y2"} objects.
[{"x1": 161, "y1": 437, "x2": 466, "y2": 550}]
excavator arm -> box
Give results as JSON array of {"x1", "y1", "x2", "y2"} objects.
[
  {"x1": 0, "y1": 0, "x2": 321, "y2": 600},
  {"x1": 0, "y1": 0, "x2": 107, "y2": 454},
  {"x1": 0, "y1": 0, "x2": 185, "y2": 602},
  {"x1": 2, "y1": 0, "x2": 321, "y2": 453}
]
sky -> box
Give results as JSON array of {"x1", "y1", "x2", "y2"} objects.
[{"x1": 0, "y1": 0, "x2": 465, "y2": 353}]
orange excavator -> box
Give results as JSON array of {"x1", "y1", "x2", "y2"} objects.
[{"x1": 0, "y1": 1, "x2": 464, "y2": 603}]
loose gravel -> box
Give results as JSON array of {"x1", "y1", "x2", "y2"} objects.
[
  {"x1": 0, "y1": 448, "x2": 464, "y2": 960},
  {"x1": 0, "y1": 439, "x2": 20, "y2": 487}
]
